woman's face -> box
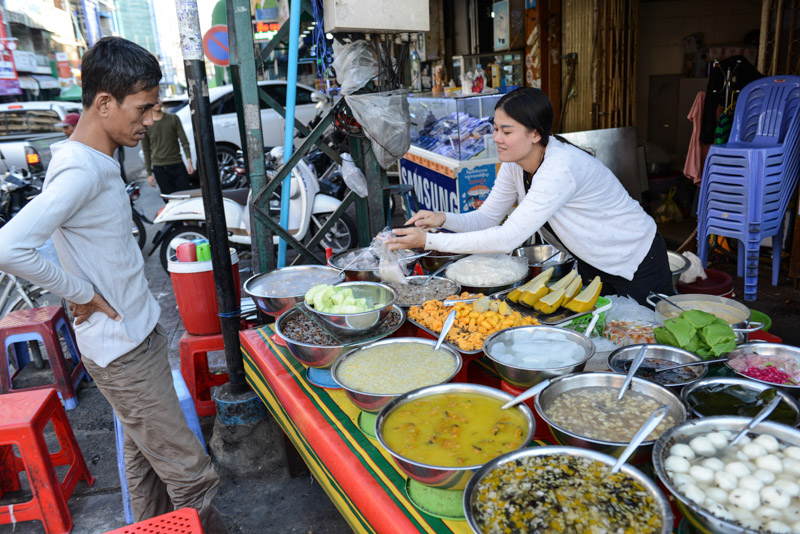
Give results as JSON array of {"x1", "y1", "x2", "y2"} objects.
[{"x1": 493, "y1": 108, "x2": 541, "y2": 163}]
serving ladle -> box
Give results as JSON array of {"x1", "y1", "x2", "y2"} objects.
[
  {"x1": 653, "y1": 356, "x2": 728, "y2": 373},
  {"x1": 433, "y1": 309, "x2": 457, "y2": 351},
  {"x1": 610, "y1": 405, "x2": 670, "y2": 473}
]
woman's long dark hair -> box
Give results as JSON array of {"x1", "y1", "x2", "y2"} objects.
[{"x1": 495, "y1": 87, "x2": 592, "y2": 154}]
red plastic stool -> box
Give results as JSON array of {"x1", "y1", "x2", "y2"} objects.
[
  {"x1": 102, "y1": 507, "x2": 204, "y2": 533},
  {"x1": 179, "y1": 332, "x2": 229, "y2": 417},
  {"x1": 0, "y1": 306, "x2": 89, "y2": 410},
  {"x1": 0, "y1": 388, "x2": 95, "y2": 534}
]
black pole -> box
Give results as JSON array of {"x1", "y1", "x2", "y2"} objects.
[{"x1": 175, "y1": 0, "x2": 247, "y2": 393}]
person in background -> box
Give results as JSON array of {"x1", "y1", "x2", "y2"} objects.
[
  {"x1": 54, "y1": 112, "x2": 80, "y2": 137},
  {"x1": 142, "y1": 99, "x2": 194, "y2": 199},
  {"x1": 0, "y1": 37, "x2": 228, "y2": 533},
  {"x1": 389, "y1": 87, "x2": 674, "y2": 305}
]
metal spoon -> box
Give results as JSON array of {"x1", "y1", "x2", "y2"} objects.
[
  {"x1": 501, "y1": 379, "x2": 551, "y2": 410},
  {"x1": 728, "y1": 393, "x2": 782, "y2": 448},
  {"x1": 648, "y1": 291, "x2": 686, "y2": 313},
  {"x1": 654, "y1": 357, "x2": 728, "y2": 373},
  {"x1": 531, "y1": 250, "x2": 560, "y2": 267},
  {"x1": 610, "y1": 405, "x2": 670, "y2": 473},
  {"x1": 434, "y1": 309, "x2": 457, "y2": 351},
  {"x1": 617, "y1": 345, "x2": 648, "y2": 401},
  {"x1": 421, "y1": 261, "x2": 453, "y2": 284}
]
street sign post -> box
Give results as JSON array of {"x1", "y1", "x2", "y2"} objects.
[{"x1": 202, "y1": 24, "x2": 230, "y2": 67}]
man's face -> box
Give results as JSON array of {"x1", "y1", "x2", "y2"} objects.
[
  {"x1": 105, "y1": 86, "x2": 159, "y2": 147},
  {"x1": 62, "y1": 125, "x2": 75, "y2": 136}
]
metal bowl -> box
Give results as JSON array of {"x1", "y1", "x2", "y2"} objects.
[
  {"x1": 305, "y1": 281, "x2": 396, "y2": 337},
  {"x1": 375, "y1": 383, "x2": 535, "y2": 490},
  {"x1": 416, "y1": 251, "x2": 465, "y2": 273},
  {"x1": 274, "y1": 304, "x2": 406, "y2": 369},
  {"x1": 681, "y1": 376, "x2": 800, "y2": 426},
  {"x1": 483, "y1": 325, "x2": 596, "y2": 388},
  {"x1": 464, "y1": 446, "x2": 674, "y2": 534},
  {"x1": 385, "y1": 275, "x2": 461, "y2": 308},
  {"x1": 725, "y1": 342, "x2": 800, "y2": 394},
  {"x1": 328, "y1": 247, "x2": 380, "y2": 282},
  {"x1": 244, "y1": 266, "x2": 345, "y2": 317},
  {"x1": 534, "y1": 372, "x2": 686, "y2": 464},
  {"x1": 653, "y1": 416, "x2": 800, "y2": 534},
  {"x1": 667, "y1": 250, "x2": 689, "y2": 287},
  {"x1": 330, "y1": 337, "x2": 462, "y2": 413},
  {"x1": 651, "y1": 293, "x2": 762, "y2": 343},
  {"x1": 607, "y1": 344, "x2": 708, "y2": 393},
  {"x1": 513, "y1": 245, "x2": 575, "y2": 279}
]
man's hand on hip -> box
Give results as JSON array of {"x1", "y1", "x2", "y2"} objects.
[{"x1": 70, "y1": 292, "x2": 120, "y2": 325}]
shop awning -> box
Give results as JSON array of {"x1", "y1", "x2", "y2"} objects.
[
  {"x1": 31, "y1": 75, "x2": 60, "y2": 90},
  {"x1": 56, "y1": 84, "x2": 82, "y2": 101},
  {"x1": 17, "y1": 75, "x2": 38, "y2": 90}
]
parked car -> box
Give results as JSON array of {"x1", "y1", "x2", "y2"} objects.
[
  {"x1": 0, "y1": 101, "x2": 146, "y2": 178},
  {"x1": 174, "y1": 81, "x2": 329, "y2": 184}
]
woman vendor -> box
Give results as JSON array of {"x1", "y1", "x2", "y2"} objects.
[{"x1": 389, "y1": 87, "x2": 674, "y2": 306}]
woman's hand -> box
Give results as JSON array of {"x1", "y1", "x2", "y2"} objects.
[
  {"x1": 387, "y1": 227, "x2": 428, "y2": 251},
  {"x1": 405, "y1": 210, "x2": 446, "y2": 230}
]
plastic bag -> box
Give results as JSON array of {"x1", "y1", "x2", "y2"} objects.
[
  {"x1": 331, "y1": 40, "x2": 378, "y2": 95},
  {"x1": 680, "y1": 251, "x2": 708, "y2": 284},
  {"x1": 654, "y1": 186, "x2": 683, "y2": 224},
  {"x1": 341, "y1": 153, "x2": 368, "y2": 197},
  {"x1": 370, "y1": 227, "x2": 412, "y2": 284},
  {"x1": 345, "y1": 90, "x2": 411, "y2": 169},
  {"x1": 602, "y1": 295, "x2": 658, "y2": 346}
]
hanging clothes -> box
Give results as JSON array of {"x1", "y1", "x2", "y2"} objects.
[
  {"x1": 684, "y1": 91, "x2": 706, "y2": 184},
  {"x1": 700, "y1": 55, "x2": 762, "y2": 144},
  {"x1": 714, "y1": 110, "x2": 735, "y2": 144}
]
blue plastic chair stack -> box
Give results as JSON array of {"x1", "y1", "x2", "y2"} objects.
[{"x1": 697, "y1": 75, "x2": 800, "y2": 301}]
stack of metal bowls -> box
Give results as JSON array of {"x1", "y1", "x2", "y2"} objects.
[
  {"x1": 330, "y1": 338, "x2": 462, "y2": 413},
  {"x1": 244, "y1": 265, "x2": 345, "y2": 317},
  {"x1": 375, "y1": 383, "x2": 535, "y2": 490},
  {"x1": 534, "y1": 372, "x2": 686, "y2": 464},
  {"x1": 304, "y1": 281, "x2": 396, "y2": 337},
  {"x1": 667, "y1": 250, "x2": 690, "y2": 287},
  {"x1": 681, "y1": 376, "x2": 800, "y2": 426},
  {"x1": 273, "y1": 305, "x2": 406, "y2": 369},
  {"x1": 417, "y1": 251, "x2": 465, "y2": 273},
  {"x1": 513, "y1": 244, "x2": 574, "y2": 278},
  {"x1": 464, "y1": 446, "x2": 674, "y2": 534},
  {"x1": 653, "y1": 417, "x2": 800, "y2": 533},
  {"x1": 482, "y1": 325, "x2": 595, "y2": 388},
  {"x1": 607, "y1": 344, "x2": 708, "y2": 393}
]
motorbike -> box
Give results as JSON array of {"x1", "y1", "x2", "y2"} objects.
[
  {"x1": 0, "y1": 164, "x2": 42, "y2": 229},
  {"x1": 150, "y1": 146, "x2": 358, "y2": 272},
  {"x1": 126, "y1": 181, "x2": 151, "y2": 250}
]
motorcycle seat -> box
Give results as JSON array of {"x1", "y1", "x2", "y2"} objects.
[{"x1": 171, "y1": 187, "x2": 251, "y2": 207}]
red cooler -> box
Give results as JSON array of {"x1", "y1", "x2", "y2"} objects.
[{"x1": 168, "y1": 249, "x2": 241, "y2": 335}]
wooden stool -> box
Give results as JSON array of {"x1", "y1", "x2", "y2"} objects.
[
  {"x1": 0, "y1": 306, "x2": 88, "y2": 410},
  {"x1": 0, "y1": 388, "x2": 95, "y2": 534},
  {"x1": 179, "y1": 332, "x2": 229, "y2": 417},
  {"x1": 101, "y1": 507, "x2": 204, "y2": 534}
]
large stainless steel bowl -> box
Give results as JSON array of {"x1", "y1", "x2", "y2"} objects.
[
  {"x1": 653, "y1": 416, "x2": 800, "y2": 534},
  {"x1": 725, "y1": 342, "x2": 800, "y2": 395},
  {"x1": 330, "y1": 337, "x2": 462, "y2": 413},
  {"x1": 681, "y1": 376, "x2": 800, "y2": 426},
  {"x1": 464, "y1": 446, "x2": 674, "y2": 534},
  {"x1": 513, "y1": 244, "x2": 575, "y2": 279},
  {"x1": 375, "y1": 383, "x2": 535, "y2": 490},
  {"x1": 244, "y1": 265, "x2": 345, "y2": 317},
  {"x1": 385, "y1": 275, "x2": 461, "y2": 308},
  {"x1": 607, "y1": 343, "x2": 708, "y2": 393},
  {"x1": 305, "y1": 281, "x2": 396, "y2": 337},
  {"x1": 328, "y1": 247, "x2": 380, "y2": 282},
  {"x1": 667, "y1": 250, "x2": 689, "y2": 287},
  {"x1": 650, "y1": 293, "x2": 763, "y2": 342},
  {"x1": 483, "y1": 325, "x2": 595, "y2": 388},
  {"x1": 534, "y1": 372, "x2": 686, "y2": 463},
  {"x1": 274, "y1": 304, "x2": 406, "y2": 369},
  {"x1": 417, "y1": 251, "x2": 465, "y2": 273}
]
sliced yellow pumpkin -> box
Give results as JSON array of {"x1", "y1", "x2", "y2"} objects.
[
  {"x1": 534, "y1": 287, "x2": 566, "y2": 314},
  {"x1": 498, "y1": 301, "x2": 513, "y2": 316},
  {"x1": 507, "y1": 275, "x2": 540, "y2": 302},
  {"x1": 519, "y1": 267, "x2": 554, "y2": 307},
  {"x1": 564, "y1": 276, "x2": 602, "y2": 313},
  {"x1": 548, "y1": 269, "x2": 577, "y2": 293},
  {"x1": 562, "y1": 275, "x2": 583, "y2": 304}
]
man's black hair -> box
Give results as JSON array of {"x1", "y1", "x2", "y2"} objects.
[{"x1": 81, "y1": 36, "x2": 162, "y2": 109}]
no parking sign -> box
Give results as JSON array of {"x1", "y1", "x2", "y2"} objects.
[{"x1": 202, "y1": 25, "x2": 230, "y2": 67}]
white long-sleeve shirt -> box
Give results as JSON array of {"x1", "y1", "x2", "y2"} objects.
[
  {"x1": 426, "y1": 137, "x2": 656, "y2": 280},
  {"x1": 0, "y1": 141, "x2": 160, "y2": 367}
]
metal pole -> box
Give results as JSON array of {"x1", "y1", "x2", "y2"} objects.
[
  {"x1": 175, "y1": 0, "x2": 247, "y2": 393},
  {"x1": 277, "y1": 0, "x2": 302, "y2": 267}
]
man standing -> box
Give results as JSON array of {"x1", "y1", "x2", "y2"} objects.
[
  {"x1": 0, "y1": 37, "x2": 228, "y2": 533},
  {"x1": 54, "y1": 112, "x2": 79, "y2": 137},
  {"x1": 143, "y1": 99, "x2": 194, "y2": 198}
]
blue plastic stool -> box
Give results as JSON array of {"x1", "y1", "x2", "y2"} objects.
[{"x1": 113, "y1": 369, "x2": 206, "y2": 524}]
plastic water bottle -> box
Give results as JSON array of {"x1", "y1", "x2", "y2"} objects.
[
  {"x1": 410, "y1": 50, "x2": 421, "y2": 92},
  {"x1": 196, "y1": 242, "x2": 211, "y2": 262}
]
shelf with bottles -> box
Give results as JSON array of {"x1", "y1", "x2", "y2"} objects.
[
  {"x1": 407, "y1": 92, "x2": 505, "y2": 162},
  {"x1": 453, "y1": 51, "x2": 524, "y2": 91}
]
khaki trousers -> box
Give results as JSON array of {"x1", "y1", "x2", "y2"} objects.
[{"x1": 83, "y1": 325, "x2": 228, "y2": 533}]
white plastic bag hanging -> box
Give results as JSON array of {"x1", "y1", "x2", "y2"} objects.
[
  {"x1": 345, "y1": 90, "x2": 411, "y2": 169},
  {"x1": 332, "y1": 40, "x2": 378, "y2": 95},
  {"x1": 341, "y1": 153, "x2": 368, "y2": 197}
]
